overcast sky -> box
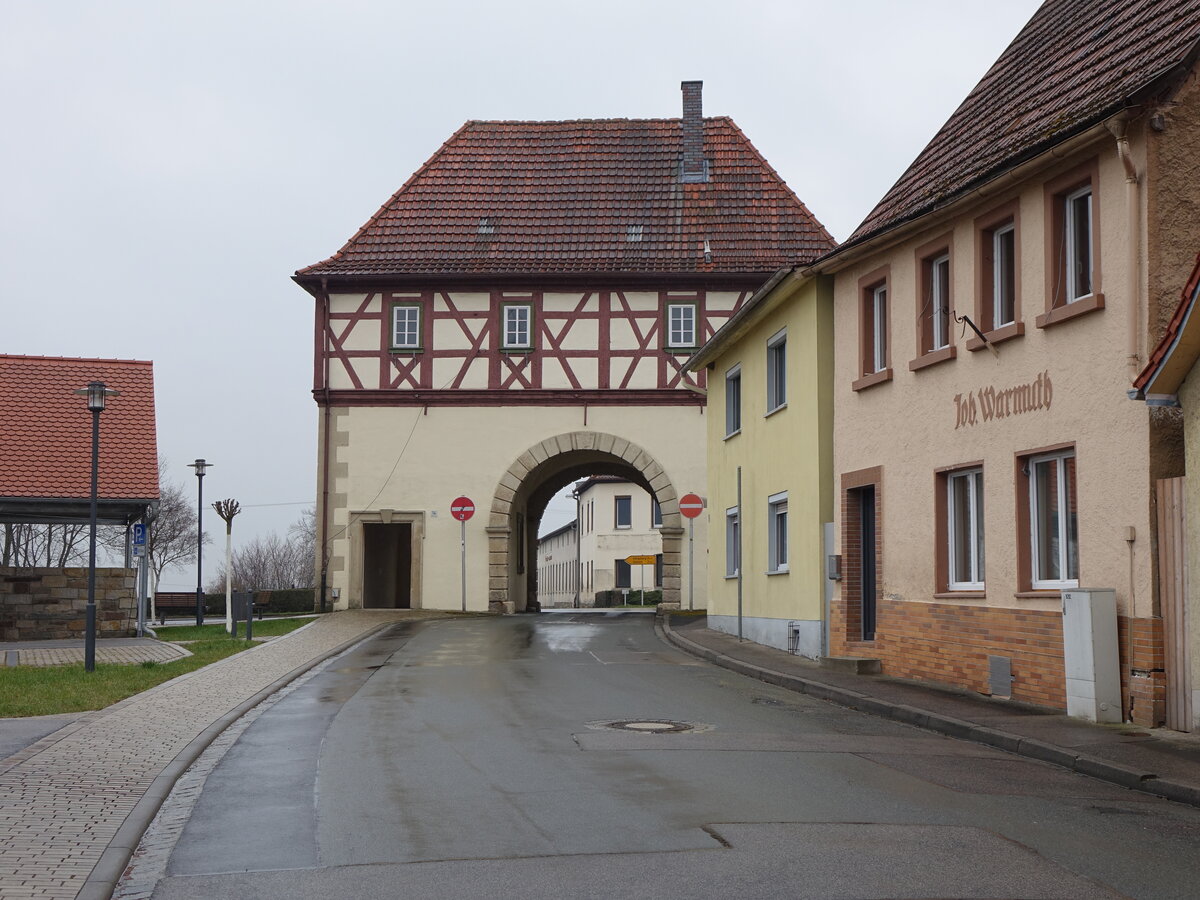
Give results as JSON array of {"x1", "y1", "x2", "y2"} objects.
[{"x1": 3, "y1": 0, "x2": 1043, "y2": 588}]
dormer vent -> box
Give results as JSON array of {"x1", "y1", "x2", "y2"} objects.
[
  {"x1": 680, "y1": 80, "x2": 708, "y2": 184},
  {"x1": 626, "y1": 224, "x2": 644, "y2": 242},
  {"x1": 477, "y1": 217, "x2": 496, "y2": 235}
]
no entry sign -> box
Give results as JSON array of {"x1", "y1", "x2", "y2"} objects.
[
  {"x1": 679, "y1": 493, "x2": 704, "y2": 519},
  {"x1": 450, "y1": 496, "x2": 475, "y2": 522}
]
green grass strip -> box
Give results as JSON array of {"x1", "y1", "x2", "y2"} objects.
[{"x1": 155, "y1": 617, "x2": 314, "y2": 642}]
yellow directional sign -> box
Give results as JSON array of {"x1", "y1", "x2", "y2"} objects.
[{"x1": 625, "y1": 555, "x2": 657, "y2": 566}]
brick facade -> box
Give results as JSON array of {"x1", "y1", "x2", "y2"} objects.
[
  {"x1": 830, "y1": 589, "x2": 1166, "y2": 724},
  {"x1": 0, "y1": 567, "x2": 137, "y2": 641}
]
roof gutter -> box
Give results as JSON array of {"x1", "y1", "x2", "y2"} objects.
[
  {"x1": 806, "y1": 120, "x2": 1117, "y2": 276},
  {"x1": 686, "y1": 265, "x2": 806, "y2": 371}
]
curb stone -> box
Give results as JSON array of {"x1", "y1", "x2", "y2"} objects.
[
  {"x1": 73, "y1": 620, "x2": 397, "y2": 900},
  {"x1": 660, "y1": 614, "x2": 1200, "y2": 811}
]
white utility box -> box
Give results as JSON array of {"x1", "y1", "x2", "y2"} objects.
[{"x1": 1061, "y1": 589, "x2": 1122, "y2": 723}]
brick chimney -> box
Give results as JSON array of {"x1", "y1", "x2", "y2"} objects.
[{"x1": 680, "y1": 80, "x2": 707, "y2": 183}]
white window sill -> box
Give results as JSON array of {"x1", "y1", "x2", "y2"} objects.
[
  {"x1": 724, "y1": 428, "x2": 741, "y2": 441},
  {"x1": 724, "y1": 573, "x2": 739, "y2": 580},
  {"x1": 764, "y1": 403, "x2": 787, "y2": 419},
  {"x1": 766, "y1": 567, "x2": 789, "y2": 576}
]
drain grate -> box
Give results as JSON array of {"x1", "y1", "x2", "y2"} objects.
[{"x1": 587, "y1": 719, "x2": 710, "y2": 734}]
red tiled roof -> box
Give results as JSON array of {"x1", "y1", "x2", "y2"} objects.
[
  {"x1": 0, "y1": 356, "x2": 159, "y2": 501},
  {"x1": 297, "y1": 118, "x2": 834, "y2": 278},
  {"x1": 846, "y1": 0, "x2": 1200, "y2": 247},
  {"x1": 1134, "y1": 252, "x2": 1200, "y2": 394}
]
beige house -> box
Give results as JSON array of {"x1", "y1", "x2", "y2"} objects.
[
  {"x1": 537, "y1": 477, "x2": 664, "y2": 608},
  {"x1": 810, "y1": 0, "x2": 1200, "y2": 726},
  {"x1": 293, "y1": 82, "x2": 834, "y2": 614}
]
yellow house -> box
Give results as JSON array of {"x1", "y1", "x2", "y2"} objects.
[{"x1": 687, "y1": 271, "x2": 835, "y2": 654}]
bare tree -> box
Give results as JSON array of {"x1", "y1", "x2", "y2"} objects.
[
  {"x1": 208, "y1": 508, "x2": 316, "y2": 591},
  {"x1": 2, "y1": 523, "x2": 89, "y2": 568}
]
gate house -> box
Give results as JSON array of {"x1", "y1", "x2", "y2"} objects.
[{"x1": 294, "y1": 82, "x2": 834, "y2": 613}]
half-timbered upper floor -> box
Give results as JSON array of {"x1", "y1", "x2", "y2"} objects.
[{"x1": 294, "y1": 82, "x2": 835, "y2": 406}]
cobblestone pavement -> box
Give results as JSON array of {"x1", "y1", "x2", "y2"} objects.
[{"x1": 0, "y1": 610, "x2": 456, "y2": 900}]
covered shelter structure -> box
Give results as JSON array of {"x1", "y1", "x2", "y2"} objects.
[{"x1": 0, "y1": 355, "x2": 159, "y2": 640}]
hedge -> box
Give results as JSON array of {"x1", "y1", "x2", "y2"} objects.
[{"x1": 203, "y1": 588, "x2": 316, "y2": 615}]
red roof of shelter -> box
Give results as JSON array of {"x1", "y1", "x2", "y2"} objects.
[
  {"x1": 845, "y1": 0, "x2": 1200, "y2": 247},
  {"x1": 0, "y1": 356, "x2": 159, "y2": 501},
  {"x1": 297, "y1": 118, "x2": 834, "y2": 279}
]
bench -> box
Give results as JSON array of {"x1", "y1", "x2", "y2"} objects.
[{"x1": 153, "y1": 593, "x2": 269, "y2": 625}]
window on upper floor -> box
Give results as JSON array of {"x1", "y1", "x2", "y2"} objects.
[
  {"x1": 725, "y1": 364, "x2": 742, "y2": 437},
  {"x1": 989, "y1": 224, "x2": 1017, "y2": 329},
  {"x1": 1041, "y1": 161, "x2": 1103, "y2": 328},
  {"x1": 855, "y1": 266, "x2": 891, "y2": 391},
  {"x1": 390, "y1": 303, "x2": 422, "y2": 351},
  {"x1": 501, "y1": 303, "x2": 533, "y2": 350},
  {"x1": 651, "y1": 498, "x2": 662, "y2": 528},
  {"x1": 614, "y1": 495, "x2": 632, "y2": 529},
  {"x1": 766, "y1": 329, "x2": 786, "y2": 413},
  {"x1": 767, "y1": 491, "x2": 788, "y2": 574},
  {"x1": 911, "y1": 236, "x2": 956, "y2": 371},
  {"x1": 971, "y1": 202, "x2": 1024, "y2": 352},
  {"x1": 665, "y1": 302, "x2": 698, "y2": 350}
]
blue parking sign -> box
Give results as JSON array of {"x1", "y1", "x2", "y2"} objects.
[{"x1": 133, "y1": 523, "x2": 147, "y2": 546}]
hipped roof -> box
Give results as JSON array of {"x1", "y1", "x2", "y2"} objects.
[{"x1": 297, "y1": 118, "x2": 834, "y2": 281}]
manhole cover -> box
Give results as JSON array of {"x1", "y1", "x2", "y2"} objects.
[{"x1": 587, "y1": 719, "x2": 711, "y2": 734}]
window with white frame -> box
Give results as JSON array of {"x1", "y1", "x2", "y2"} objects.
[
  {"x1": 614, "y1": 495, "x2": 632, "y2": 529},
  {"x1": 666, "y1": 303, "x2": 697, "y2": 349},
  {"x1": 501, "y1": 303, "x2": 533, "y2": 350},
  {"x1": 766, "y1": 330, "x2": 786, "y2": 412},
  {"x1": 651, "y1": 498, "x2": 662, "y2": 528},
  {"x1": 926, "y1": 252, "x2": 951, "y2": 352},
  {"x1": 391, "y1": 304, "x2": 422, "y2": 350},
  {"x1": 869, "y1": 284, "x2": 888, "y2": 372},
  {"x1": 947, "y1": 468, "x2": 984, "y2": 590},
  {"x1": 725, "y1": 365, "x2": 741, "y2": 437},
  {"x1": 1029, "y1": 451, "x2": 1078, "y2": 588},
  {"x1": 725, "y1": 506, "x2": 740, "y2": 577},
  {"x1": 767, "y1": 492, "x2": 788, "y2": 573},
  {"x1": 1064, "y1": 186, "x2": 1093, "y2": 303},
  {"x1": 991, "y1": 223, "x2": 1016, "y2": 328}
]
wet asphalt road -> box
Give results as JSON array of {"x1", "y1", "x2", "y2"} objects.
[{"x1": 144, "y1": 612, "x2": 1200, "y2": 899}]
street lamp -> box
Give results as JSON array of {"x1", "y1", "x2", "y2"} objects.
[
  {"x1": 188, "y1": 459, "x2": 211, "y2": 626},
  {"x1": 74, "y1": 381, "x2": 118, "y2": 672}
]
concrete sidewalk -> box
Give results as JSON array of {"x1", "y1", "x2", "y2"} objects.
[
  {"x1": 662, "y1": 613, "x2": 1200, "y2": 809},
  {"x1": 0, "y1": 609, "x2": 462, "y2": 900}
]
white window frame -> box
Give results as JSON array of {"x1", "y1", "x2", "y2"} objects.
[
  {"x1": 1064, "y1": 185, "x2": 1093, "y2": 303},
  {"x1": 930, "y1": 253, "x2": 950, "y2": 351},
  {"x1": 391, "y1": 304, "x2": 422, "y2": 350},
  {"x1": 1029, "y1": 450, "x2": 1079, "y2": 589},
  {"x1": 666, "y1": 303, "x2": 697, "y2": 349},
  {"x1": 766, "y1": 329, "x2": 787, "y2": 413},
  {"x1": 651, "y1": 498, "x2": 662, "y2": 529},
  {"x1": 992, "y1": 223, "x2": 1016, "y2": 328},
  {"x1": 947, "y1": 468, "x2": 985, "y2": 590},
  {"x1": 767, "y1": 491, "x2": 788, "y2": 574},
  {"x1": 725, "y1": 365, "x2": 742, "y2": 437},
  {"x1": 614, "y1": 495, "x2": 632, "y2": 530},
  {"x1": 725, "y1": 506, "x2": 740, "y2": 578},
  {"x1": 871, "y1": 285, "x2": 888, "y2": 373},
  {"x1": 501, "y1": 303, "x2": 533, "y2": 350}
]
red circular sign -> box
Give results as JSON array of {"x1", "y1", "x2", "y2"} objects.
[
  {"x1": 679, "y1": 493, "x2": 704, "y2": 519},
  {"x1": 450, "y1": 496, "x2": 475, "y2": 522}
]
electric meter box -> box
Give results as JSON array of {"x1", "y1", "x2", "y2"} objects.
[{"x1": 1061, "y1": 588, "x2": 1122, "y2": 723}]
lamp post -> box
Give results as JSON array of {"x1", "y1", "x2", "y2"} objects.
[
  {"x1": 74, "y1": 381, "x2": 118, "y2": 672},
  {"x1": 188, "y1": 459, "x2": 211, "y2": 626}
]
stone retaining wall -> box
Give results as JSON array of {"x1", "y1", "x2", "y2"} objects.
[{"x1": 0, "y1": 566, "x2": 137, "y2": 641}]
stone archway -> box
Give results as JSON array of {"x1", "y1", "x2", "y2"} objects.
[{"x1": 486, "y1": 431, "x2": 684, "y2": 614}]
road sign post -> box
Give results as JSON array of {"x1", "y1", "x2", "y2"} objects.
[
  {"x1": 450, "y1": 497, "x2": 475, "y2": 612},
  {"x1": 679, "y1": 493, "x2": 704, "y2": 611}
]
